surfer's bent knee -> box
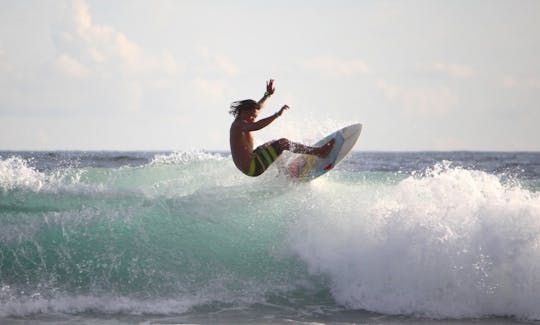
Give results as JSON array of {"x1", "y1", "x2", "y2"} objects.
[{"x1": 275, "y1": 138, "x2": 290, "y2": 151}]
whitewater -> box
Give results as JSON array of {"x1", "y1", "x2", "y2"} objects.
[{"x1": 1, "y1": 150, "x2": 540, "y2": 324}]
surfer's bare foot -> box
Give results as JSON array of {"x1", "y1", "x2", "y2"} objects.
[{"x1": 315, "y1": 138, "x2": 335, "y2": 158}]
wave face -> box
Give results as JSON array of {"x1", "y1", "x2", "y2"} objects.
[{"x1": 1, "y1": 151, "x2": 540, "y2": 320}]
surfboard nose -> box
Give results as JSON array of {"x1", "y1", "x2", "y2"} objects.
[
  {"x1": 349, "y1": 123, "x2": 362, "y2": 134},
  {"x1": 341, "y1": 123, "x2": 362, "y2": 143}
]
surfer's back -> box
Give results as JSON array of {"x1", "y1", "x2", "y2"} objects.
[{"x1": 230, "y1": 118, "x2": 254, "y2": 173}]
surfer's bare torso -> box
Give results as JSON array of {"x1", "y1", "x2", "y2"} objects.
[{"x1": 229, "y1": 116, "x2": 257, "y2": 173}]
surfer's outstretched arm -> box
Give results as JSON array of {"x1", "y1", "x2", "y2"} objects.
[{"x1": 240, "y1": 105, "x2": 288, "y2": 132}]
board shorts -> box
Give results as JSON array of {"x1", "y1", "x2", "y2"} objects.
[{"x1": 247, "y1": 141, "x2": 284, "y2": 177}]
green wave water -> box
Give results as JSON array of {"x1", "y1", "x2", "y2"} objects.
[
  {"x1": 1, "y1": 153, "x2": 339, "y2": 317},
  {"x1": 2, "y1": 151, "x2": 540, "y2": 323}
]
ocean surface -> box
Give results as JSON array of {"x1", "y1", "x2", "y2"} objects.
[{"x1": 1, "y1": 150, "x2": 540, "y2": 325}]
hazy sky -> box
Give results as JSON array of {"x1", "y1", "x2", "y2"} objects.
[{"x1": 1, "y1": 0, "x2": 539, "y2": 151}]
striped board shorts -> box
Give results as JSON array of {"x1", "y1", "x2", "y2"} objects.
[{"x1": 247, "y1": 141, "x2": 284, "y2": 177}]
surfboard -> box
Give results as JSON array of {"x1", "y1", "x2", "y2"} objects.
[{"x1": 284, "y1": 123, "x2": 362, "y2": 181}]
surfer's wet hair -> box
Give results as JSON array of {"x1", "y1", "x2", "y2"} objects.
[{"x1": 229, "y1": 99, "x2": 260, "y2": 117}]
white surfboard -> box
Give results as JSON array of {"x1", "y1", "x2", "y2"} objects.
[{"x1": 284, "y1": 123, "x2": 362, "y2": 181}]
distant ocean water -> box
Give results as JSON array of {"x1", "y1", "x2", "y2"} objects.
[{"x1": 1, "y1": 150, "x2": 539, "y2": 325}]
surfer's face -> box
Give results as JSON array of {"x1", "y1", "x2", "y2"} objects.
[
  {"x1": 251, "y1": 109, "x2": 260, "y2": 119},
  {"x1": 241, "y1": 108, "x2": 259, "y2": 121}
]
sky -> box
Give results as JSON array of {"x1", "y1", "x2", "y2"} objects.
[{"x1": 0, "y1": 0, "x2": 539, "y2": 151}]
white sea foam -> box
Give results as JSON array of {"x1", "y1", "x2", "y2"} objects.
[
  {"x1": 0, "y1": 157, "x2": 48, "y2": 192},
  {"x1": 0, "y1": 153, "x2": 234, "y2": 195},
  {"x1": 0, "y1": 156, "x2": 88, "y2": 193},
  {"x1": 0, "y1": 276, "x2": 271, "y2": 318},
  {"x1": 0, "y1": 293, "x2": 196, "y2": 317},
  {"x1": 151, "y1": 150, "x2": 226, "y2": 165},
  {"x1": 289, "y1": 163, "x2": 540, "y2": 319}
]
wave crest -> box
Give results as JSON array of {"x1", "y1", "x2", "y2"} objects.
[
  {"x1": 151, "y1": 150, "x2": 226, "y2": 165},
  {"x1": 0, "y1": 156, "x2": 88, "y2": 193},
  {"x1": 290, "y1": 163, "x2": 540, "y2": 319}
]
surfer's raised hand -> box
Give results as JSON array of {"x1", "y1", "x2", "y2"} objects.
[
  {"x1": 276, "y1": 105, "x2": 289, "y2": 117},
  {"x1": 265, "y1": 79, "x2": 275, "y2": 96},
  {"x1": 259, "y1": 79, "x2": 275, "y2": 106}
]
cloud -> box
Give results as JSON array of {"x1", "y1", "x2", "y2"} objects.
[
  {"x1": 0, "y1": 48, "x2": 15, "y2": 74},
  {"x1": 197, "y1": 48, "x2": 239, "y2": 77},
  {"x1": 501, "y1": 75, "x2": 540, "y2": 89},
  {"x1": 530, "y1": 79, "x2": 540, "y2": 89},
  {"x1": 53, "y1": 0, "x2": 180, "y2": 79},
  {"x1": 213, "y1": 54, "x2": 238, "y2": 77},
  {"x1": 0, "y1": 49, "x2": 9, "y2": 73},
  {"x1": 54, "y1": 53, "x2": 90, "y2": 78},
  {"x1": 377, "y1": 79, "x2": 458, "y2": 116},
  {"x1": 193, "y1": 77, "x2": 225, "y2": 99},
  {"x1": 302, "y1": 56, "x2": 370, "y2": 77},
  {"x1": 189, "y1": 48, "x2": 237, "y2": 102},
  {"x1": 502, "y1": 76, "x2": 519, "y2": 88},
  {"x1": 420, "y1": 61, "x2": 475, "y2": 79}
]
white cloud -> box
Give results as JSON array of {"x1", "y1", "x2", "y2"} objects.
[
  {"x1": 502, "y1": 76, "x2": 519, "y2": 88},
  {"x1": 502, "y1": 75, "x2": 540, "y2": 89},
  {"x1": 55, "y1": 53, "x2": 90, "y2": 78},
  {"x1": 53, "y1": 0, "x2": 180, "y2": 78},
  {"x1": 193, "y1": 78, "x2": 225, "y2": 98},
  {"x1": 189, "y1": 49, "x2": 237, "y2": 101},
  {"x1": 420, "y1": 61, "x2": 475, "y2": 79},
  {"x1": 213, "y1": 54, "x2": 238, "y2": 77},
  {"x1": 0, "y1": 49, "x2": 8, "y2": 71},
  {"x1": 302, "y1": 56, "x2": 370, "y2": 77},
  {"x1": 530, "y1": 79, "x2": 540, "y2": 89},
  {"x1": 377, "y1": 79, "x2": 457, "y2": 116},
  {"x1": 197, "y1": 48, "x2": 239, "y2": 77}
]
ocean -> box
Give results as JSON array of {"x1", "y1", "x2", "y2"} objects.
[{"x1": 1, "y1": 150, "x2": 539, "y2": 325}]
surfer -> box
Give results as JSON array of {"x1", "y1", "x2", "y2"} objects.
[{"x1": 229, "y1": 79, "x2": 335, "y2": 177}]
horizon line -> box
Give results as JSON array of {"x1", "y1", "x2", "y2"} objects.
[{"x1": 1, "y1": 149, "x2": 540, "y2": 154}]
